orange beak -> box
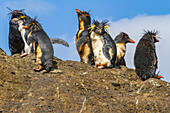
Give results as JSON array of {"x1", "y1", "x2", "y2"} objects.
[
  {"x1": 75, "y1": 9, "x2": 80, "y2": 13},
  {"x1": 99, "y1": 29, "x2": 102, "y2": 34},
  {"x1": 156, "y1": 39, "x2": 159, "y2": 42},
  {"x1": 157, "y1": 75, "x2": 163, "y2": 79},
  {"x1": 128, "y1": 39, "x2": 135, "y2": 43},
  {"x1": 22, "y1": 26, "x2": 28, "y2": 29},
  {"x1": 12, "y1": 18, "x2": 18, "y2": 21}
]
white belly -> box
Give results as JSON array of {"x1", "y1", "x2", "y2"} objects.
[
  {"x1": 91, "y1": 32, "x2": 111, "y2": 67},
  {"x1": 116, "y1": 43, "x2": 126, "y2": 60},
  {"x1": 18, "y1": 22, "x2": 32, "y2": 54}
]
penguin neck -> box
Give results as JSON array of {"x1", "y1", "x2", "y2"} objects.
[
  {"x1": 78, "y1": 19, "x2": 90, "y2": 31},
  {"x1": 116, "y1": 43, "x2": 126, "y2": 60}
]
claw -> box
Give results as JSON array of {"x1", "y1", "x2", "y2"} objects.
[
  {"x1": 97, "y1": 65, "x2": 105, "y2": 69},
  {"x1": 20, "y1": 53, "x2": 28, "y2": 57}
]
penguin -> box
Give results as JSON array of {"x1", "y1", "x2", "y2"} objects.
[
  {"x1": 114, "y1": 32, "x2": 135, "y2": 66},
  {"x1": 8, "y1": 9, "x2": 32, "y2": 55},
  {"x1": 17, "y1": 17, "x2": 69, "y2": 57},
  {"x1": 134, "y1": 30, "x2": 162, "y2": 81},
  {"x1": 75, "y1": 9, "x2": 94, "y2": 65},
  {"x1": 22, "y1": 19, "x2": 55, "y2": 72},
  {"x1": 89, "y1": 20, "x2": 117, "y2": 68}
]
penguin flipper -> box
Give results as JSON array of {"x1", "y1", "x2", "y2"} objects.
[
  {"x1": 76, "y1": 35, "x2": 89, "y2": 51},
  {"x1": 102, "y1": 45, "x2": 113, "y2": 60},
  {"x1": 50, "y1": 38, "x2": 69, "y2": 47}
]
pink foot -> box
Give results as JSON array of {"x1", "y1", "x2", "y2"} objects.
[
  {"x1": 20, "y1": 53, "x2": 28, "y2": 57},
  {"x1": 33, "y1": 68, "x2": 42, "y2": 72},
  {"x1": 97, "y1": 65, "x2": 105, "y2": 69}
]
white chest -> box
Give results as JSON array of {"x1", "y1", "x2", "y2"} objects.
[
  {"x1": 116, "y1": 43, "x2": 126, "y2": 60},
  {"x1": 18, "y1": 21, "x2": 32, "y2": 54},
  {"x1": 90, "y1": 32, "x2": 111, "y2": 67}
]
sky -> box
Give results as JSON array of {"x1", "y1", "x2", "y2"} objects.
[{"x1": 0, "y1": 0, "x2": 170, "y2": 82}]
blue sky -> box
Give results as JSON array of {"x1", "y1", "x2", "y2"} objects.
[{"x1": 0, "y1": 0, "x2": 170, "y2": 82}]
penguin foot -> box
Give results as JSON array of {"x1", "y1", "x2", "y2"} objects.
[
  {"x1": 33, "y1": 68, "x2": 43, "y2": 72},
  {"x1": 97, "y1": 65, "x2": 105, "y2": 69},
  {"x1": 20, "y1": 53, "x2": 28, "y2": 57}
]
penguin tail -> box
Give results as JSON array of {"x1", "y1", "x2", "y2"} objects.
[{"x1": 50, "y1": 38, "x2": 69, "y2": 47}]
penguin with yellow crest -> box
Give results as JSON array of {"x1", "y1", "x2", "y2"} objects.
[
  {"x1": 88, "y1": 20, "x2": 117, "y2": 68},
  {"x1": 134, "y1": 30, "x2": 162, "y2": 80},
  {"x1": 7, "y1": 8, "x2": 32, "y2": 55}
]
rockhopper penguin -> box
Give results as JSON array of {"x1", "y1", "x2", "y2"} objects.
[
  {"x1": 8, "y1": 9, "x2": 31, "y2": 55},
  {"x1": 134, "y1": 30, "x2": 162, "y2": 80},
  {"x1": 17, "y1": 18, "x2": 69, "y2": 57},
  {"x1": 114, "y1": 32, "x2": 135, "y2": 66},
  {"x1": 75, "y1": 9, "x2": 94, "y2": 65},
  {"x1": 22, "y1": 19, "x2": 55, "y2": 72},
  {"x1": 89, "y1": 20, "x2": 117, "y2": 68}
]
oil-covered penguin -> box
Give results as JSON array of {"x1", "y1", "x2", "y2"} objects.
[
  {"x1": 134, "y1": 30, "x2": 162, "y2": 80},
  {"x1": 75, "y1": 9, "x2": 94, "y2": 65},
  {"x1": 114, "y1": 32, "x2": 135, "y2": 66},
  {"x1": 89, "y1": 20, "x2": 117, "y2": 68}
]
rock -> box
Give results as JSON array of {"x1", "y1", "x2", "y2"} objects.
[{"x1": 0, "y1": 48, "x2": 169, "y2": 113}]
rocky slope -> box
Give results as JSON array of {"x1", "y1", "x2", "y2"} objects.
[{"x1": 0, "y1": 48, "x2": 169, "y2": 113}]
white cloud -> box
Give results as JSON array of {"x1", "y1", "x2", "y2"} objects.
[{"x1": 109, "y1": 14, "x2": 170, "y2": 82}]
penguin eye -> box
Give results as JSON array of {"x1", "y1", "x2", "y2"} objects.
[{"x1": 125, "y1": 36, "x2": 128, "y2": 39}]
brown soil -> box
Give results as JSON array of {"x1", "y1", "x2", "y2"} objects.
[{"x1": 0, "y1": 48, "x2": 169, "y2": 113}]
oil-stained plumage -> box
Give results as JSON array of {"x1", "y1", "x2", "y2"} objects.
[
  {"x1": 134, "y1": 30, "x2": 162, "y2": 80},
  {"x1": 114, "y1": 32, "x2": 135, "y2": 66},
  {"x1": 75, "y1": 9, "x2": 94, "y2": 65},
  {"x1": 22, "y1": 19, "x2": 55, "y2": 72},
  {"x1": 89, "y1": 20, "x2": 117, "y2": 68},
  {"x1": 8, "y1": 9, "x2": 32, "y2": 55}
]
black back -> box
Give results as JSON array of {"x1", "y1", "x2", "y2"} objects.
[
  {"x1": 8, "y1": 10, "x2": 31, "y2": 55},
  {"x1": 134, "y1": 30, "x2": 159, "y2": 80}
]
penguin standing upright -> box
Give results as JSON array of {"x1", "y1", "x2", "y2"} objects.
[
  {"x1": 134, "y1": 30, "x2": 162, "y2": 80},
  {"x1": 75, "y1": 9, "x2": 94, "y2": 65},
  {"x1": 8, "y1": 9, "x2": 31, "y2": 55},
  {"x1": 89, "y1": 20, "x2": 117, "y2": 68},
  {"x1": 22, "y1": 19, "x2": 55, "y2": 72},
  {"x1": 114, "y1": 32, "x2": 135, "y2": 66}
]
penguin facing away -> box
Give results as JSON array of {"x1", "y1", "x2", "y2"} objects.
[
  {"x1": 75, "y1": 9, "x2": 94, "y2": 65},
  {"x1": 114, "y1": 32, "x2": 135, "y2": 66},
  {"x1": 22, "y1": 19, "x2": 55, "y2": 72},
  {"x1": 8, "y1": 9, "x2": 31, "y2": 55},
  {"x1": 134, "y1": 30, "x2": 162, "y2": 81},
  {"x1": 89, "y1": 20, "x2": 117, "y2": 68}
]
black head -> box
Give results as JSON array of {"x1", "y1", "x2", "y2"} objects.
[
  {"x1": 8, "y1": 8, "x2": 26, "y2": 21},
  {"x1": 22, "y1": 19, "x2": 43, "y2": 31},
  {"x1": 75, "y1": 9, "x2": 91, "y2": 23},
  {"x1": 89, "y1": 19, "x2": 109, "y2": 35},
  {"x1": 143, "y1": 30, "x2": 159, "y2": 43},
  {"x1": 114, "y1": 32, "x2": 135, "y2": 44}
]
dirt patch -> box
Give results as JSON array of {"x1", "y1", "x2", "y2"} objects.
[{"x1": 0, "y1": 48, "x2": 169, "y2": 113}]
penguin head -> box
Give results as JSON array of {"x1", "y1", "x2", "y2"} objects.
[
  {"x1": 75, "y1": 9, "x2": 90, "y2": 22},
  {"x1": 143, "y1": 30, "x2": 159, "y2": 43},
  {"x1": 114, "y1": 32, "x2": 135, "y2": 44},
  {"x1": 8, "y1": 9, "x2": 26, "y2": 21},
  {"x1": 89, "y1": 19, "x2": 110, "y2": 35},
  {"x1": 22, "y1": 19, "x2": 42, "y2": 31}
]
